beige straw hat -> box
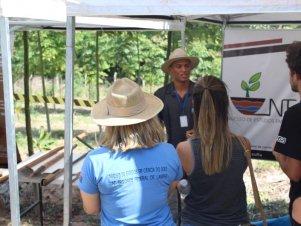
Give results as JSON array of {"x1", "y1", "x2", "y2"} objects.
[
  {"x1": 161, "y1": 48, "x2": 199, "y2": 74},
  {"x1": 91, "y1": 78, "x2": 163, "y2": 126}
]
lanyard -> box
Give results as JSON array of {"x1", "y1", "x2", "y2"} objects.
[{"x1": 175, "y1": 91, "x2": 189, "y2": 114}]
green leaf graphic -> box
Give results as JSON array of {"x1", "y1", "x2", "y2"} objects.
[
  {"x1": 249, "y1": 81, "x2": 260, "y2": 91},
  {"x1": 241, "y1": 81, "x2": 249, "y2": 90},
  {"x1": 249, "y1": 72, "x2": 261, "y2": 84}
]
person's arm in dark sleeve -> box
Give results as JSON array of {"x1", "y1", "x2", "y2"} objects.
[
  {"x1": 154, "y1": 88, "x2": 164, "y2": 123},
  {"x1": 273, "y1": 109, "x2": 301, "y2": 182}
]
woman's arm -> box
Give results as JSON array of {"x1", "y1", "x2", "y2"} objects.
[
  {"x1": 80, "y1": 190, "x2": 100, "y2": 215},
  {"x1": 293, "y1": 197, "x2": 301, "y2": 223},
  {"x1": 168, "y1": 181, "x2": 179, "y2": 197},
  {"x1": 176, "y1": 141, "x2": 194, "y2": 176}
]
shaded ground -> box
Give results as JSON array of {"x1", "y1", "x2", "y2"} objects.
[
  {"x1": 0, "y1": 161, "x2": 290, "y2": 225},
  {"x1": 0, "y1": 182, "x2": 99, "y2": 226}
]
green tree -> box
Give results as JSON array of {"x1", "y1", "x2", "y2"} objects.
[{"x1": 185, "y1": 22, "x2": 223, "y2": 79}]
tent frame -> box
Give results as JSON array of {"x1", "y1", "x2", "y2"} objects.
[
  {"x1": 2, "y1": 1, "x2": 301, "y2": 225},
  {"x1": 0, "y1": 16, "x2": 21, "y2": 226}
]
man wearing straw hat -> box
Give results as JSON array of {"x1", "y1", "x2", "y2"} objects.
[
  {"x1": 78, "y1": 78, "x2": 183, "y2": 225},
  {"x1": 155, "y1": 48, "x2": 199, "y2": 148}
]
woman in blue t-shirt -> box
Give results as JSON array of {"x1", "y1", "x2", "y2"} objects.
[{"x1": 78, "y1": 78, "x2": 183, "y2": 226}]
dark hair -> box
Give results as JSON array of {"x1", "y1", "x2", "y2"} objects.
[
  {"x1": 286, "y1": 41, "x2": 301, "y2": 75},
  {"x1": 192, "y1": 75, "x2": 232, "y2": 175}
]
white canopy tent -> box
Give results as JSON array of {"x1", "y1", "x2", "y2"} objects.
[
  {"x1": 66, "y1": 0, "x2": 301, "y2": 23},
  {"x1": 1, "y1": 0, "x2": 301, "y2": 225},
  {"x1": 0, "y1": 0, "x2": 184, "y2": 30}
]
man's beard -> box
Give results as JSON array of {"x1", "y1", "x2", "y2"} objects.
[{"x1": 291, "y1": 85, "x2": 298, "y2": 92}]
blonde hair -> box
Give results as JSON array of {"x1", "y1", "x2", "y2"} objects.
[
  {"x1": 99, "y1": 116, "x2": 165, "y2": 152},
  {"x1": 193, "y1": 75, "x2": 232, "y2": 175}
]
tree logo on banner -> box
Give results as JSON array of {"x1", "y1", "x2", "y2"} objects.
[{"x1": 231, "y1": 72, "x2": 265, "y2": 115}]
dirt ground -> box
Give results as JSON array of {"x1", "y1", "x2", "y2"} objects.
[
  {"x1": 0, "y1": 181, "x2": 99, "y2": 226},
  {"x1": 0, "y1": 161, "x2": 290, "y2": 226}
]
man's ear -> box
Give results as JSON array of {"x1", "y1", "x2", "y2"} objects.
[{"x1": 167, "y1": 67, "x2": 172, "y2": 74}]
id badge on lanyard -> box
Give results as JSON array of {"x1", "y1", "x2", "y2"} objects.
[
  {"x1": 175, "y1": 91, "x2": 189, "y2": 128},
  {"x1": 180, "y1": 115, "x2": 188, "y2": 127}
]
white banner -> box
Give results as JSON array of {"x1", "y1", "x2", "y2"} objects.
[{"x1": 222, "y1": 28, "x2": 300, "y2": 159}]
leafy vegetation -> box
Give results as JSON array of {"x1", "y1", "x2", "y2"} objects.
[
  {"x1": 12, "y1": 23, "x2": 224, "y2": 100},
  {"x1": 33, "y1": 127, "x2": 54, "y2": 151}
]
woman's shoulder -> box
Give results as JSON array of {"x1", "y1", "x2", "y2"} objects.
[
  {"x1": 86, "y1": 146, "x2": 110, "y2": 157},
  {"x1": 176, "y1": 140, "x2": 191, "y2": 153},
  {"x1": 232, "y1": 135, "x2": 251, "y2": 150},
  {"x1": 152, "y1": 143, "x2": 180, "y2": 157},
  {"x1": 155, "y1": 142, "x2": 175, "y2": 150}
]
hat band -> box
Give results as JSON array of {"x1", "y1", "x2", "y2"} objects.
[{"x1": 107, "y1": 99, "x2": 147, "y2": 117}]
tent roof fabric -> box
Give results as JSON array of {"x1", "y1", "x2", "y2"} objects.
[
  {"x1": 66, "y1": 0, "x2": 301, "y2": 24},
  {"x1": 0, "y1": 0, "x2": 185, "y2": 31},
  {"x1": 2, "y1": 1, "x2": 301, "y2": 225},
  {"x1": 8, "y1": 17, "x2": 185, "y2": 31},
  {"x1": 66, "y1": 0, "x2": 301, "y2": 15},
  {"x1": 1, "y1": 0, "x2": 301, "y2": 28}
]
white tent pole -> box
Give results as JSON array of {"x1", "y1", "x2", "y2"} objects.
[
  {"x1": 0, "y1": 16, "x2": 21, "y2": 226},
  {"x1": 180, "y1": 17, "x2": 186, "y2": 49},
  {"x1": 63, "y1": 16, "x2": 75, "y2": 226}
]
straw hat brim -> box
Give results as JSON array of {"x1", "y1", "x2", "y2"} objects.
[
  {"x1": 91, "y1": 93, "x2": 163, "y2": 126},
  {"x1": 161, "y1": 56, "x2": 199, "y2": 74}
]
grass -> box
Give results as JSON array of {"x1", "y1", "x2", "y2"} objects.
[
  {"x1": 14, "y1": 104, "x2": 98, "y2": 159},
  {"x1": 253, "y1": 159, "x2": 279, "y2": 170}
]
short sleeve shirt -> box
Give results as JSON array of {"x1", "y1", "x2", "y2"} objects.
[
  {"x1": 274, "y1": 102, "x2": 301, "y2": 160},
  {"x1": 274, "y1": 101, "x2": 301, "y2": 214},
  {"x1": 77, "y1": 143, "x2": 183, "y2": 226}
]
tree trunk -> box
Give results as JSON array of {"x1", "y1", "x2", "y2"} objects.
[
  {"x1": 136, "y1": 33, "x2": 142, "y2": 86},
  {"x1": 23, "y1": 31, "x2": 33, "y2": 156},
  {"x1": 37, "y1": 31, "x2": 51, "y2": 132},
  {"x1": 164, "y1": 31, "x2": 172, "y2": 86},
  {"x1": 96, "y1": 31, "x2": 100, "y2": 102},
  {"x1": 52, "y1": 73, "x2": 55, "y2": 109}
]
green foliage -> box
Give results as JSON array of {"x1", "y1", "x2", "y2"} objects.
[
  {"x1": 12, "y1": 23, "x2": 299, "y2": 97},
  {"x1": 186, "y1": 22, "x2": 223, "y2": 78},
  {"x1": 253, "y1": 159, "x2": 279, "y2": 169},
  {"x1": 33, "y1": 127, "x2": 54, "y2": 151},
  {"x1": 12, "y1": 31, "x2": 66, "y2": 80},
  {"x1": 241, "y1": 72, "x2": 261, "y2": 97},
  {"x1": 12, "y1": 23, "x2": 224, "y2": 98}
]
